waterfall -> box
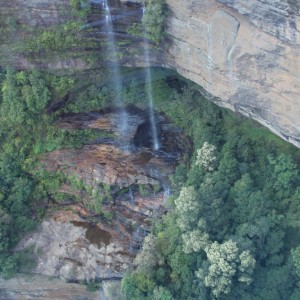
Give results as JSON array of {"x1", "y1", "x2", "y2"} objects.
[
  {"x1": 128, "y1": 186, "x2": 135, "y2": 203},
  {"x1": 102, "y1": 0, "x2": 128, "y2": 144},
  {"x1": 163, "y1": 184, "x2": 172, "y2": 203},
  {"x1": 142, "y1": 6, "x2": 160, "y2": 151}
]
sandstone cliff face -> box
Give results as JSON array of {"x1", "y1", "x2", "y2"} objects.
[
  {"x1": 164, "y1": 0, "x2": 300, "y2": 147},
  {"x1": 2, "y1": 0, "x2": 299, "y2": 147},
  {"x1": 14, "y1": 108, "x2": 182, "y2": 282},
  {"x1": 217, "y1": 0, "x2": 300, "y2": 45}
]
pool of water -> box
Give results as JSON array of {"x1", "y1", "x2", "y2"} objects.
[{"x1": 71, "y1": 221, "x2": 112, "y2": 247}]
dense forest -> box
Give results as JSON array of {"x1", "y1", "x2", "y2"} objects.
[
  {"x1": 121, "y1": 86, "x2": 300, "y2": 299},
  {"x1": 1, "y1": 66, "x2": 300, "y2": 299},
  {"x1": 0, "y1": 68, "x2": 104, "y2": 278},
  {"x1": 0, "y1": 0, "x2": 300, "y2": 299}
]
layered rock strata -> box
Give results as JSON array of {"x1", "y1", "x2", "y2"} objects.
[
  {"x1": 15, "y1": 107, "x2": 182, "y2": 281},
  {"x1": 164, "y1": 0, "x2": 300, "y2": 147},
  {"x1": 2, "y1": 0, "x2": 299, "y2": 147},
  {"x1": 16, "y1": 192, "x2": 167, "y2": 281},
  {"x1": 43, "y1": 108, "x2": 184, "y2": 187}
]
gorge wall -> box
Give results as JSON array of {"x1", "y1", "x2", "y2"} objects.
[
  {"x1": 163, "y1": 0, "x2": 300, "y2": 148},
  {"x1": 1, "y1": 0, "x2": 299, "y2": 147}
]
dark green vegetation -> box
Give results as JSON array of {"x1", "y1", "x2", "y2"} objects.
[
  {"x1": 1, "y1": 62, "x2": 300, "y2": 300},
  {"x1": 0, "y1": 67, "x2": 114, "y2": 278},
  {"x1": 0, "y1": 0, "x2": 98, "y2": 67},
  {"x1": 127, "y1": 0, "x2": 167, "y2": 45},
  {"x1": 121, "y1": 85, "x2": 300, "y2": 299},
  {"x1": 0, "y1": 1, "x2": 299, "y2": 297}
]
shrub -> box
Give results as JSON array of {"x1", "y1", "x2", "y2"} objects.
[{"x1": 142, "y1": 0, "x2": 167, "y2": 44}]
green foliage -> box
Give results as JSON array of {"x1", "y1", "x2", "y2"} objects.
[
  {"x1": 70, "y1": 0, "x2": 91, "y2": 18},
  {"x1": 1, "y1": 61, "x2": 300, "y2": 300},
  {"x1": 292, "y1": 247, "x2": 300, "y2": 276},
  {"x1": 0, "y1": 68, "x2": 115, "y2": 277},
  {"x1": 20, "y1": 22, "x2": 94, "y2": 55},
  {"x1": 127, "y1": 23, "x2": 143, "y2": 38},
  {"x1": 86, "y1": 280, "x2": 100, "y2": 292},
  {"x1": 142, "y1": 0, "x2": 167, "y2": 44},
  {"x1": 122, "y1": 85, "x2": 300, "y2": 299},
  {"x1": 63, "y1": 84, "x2": 110, "y2": 113}
]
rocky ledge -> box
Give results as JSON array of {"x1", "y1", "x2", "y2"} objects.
[
  {"x1": 164, "y1": 0, "x2": 300, "y2": 147},
  {"x1": 15, "y1": 189, "x2": 168, "y2": 281},
  {"x1": 42, "y1": 107, "x2": 185, "y2": 187},
  {"x1": 15, "y1": 107, "x2": 185, "y2": 282}
]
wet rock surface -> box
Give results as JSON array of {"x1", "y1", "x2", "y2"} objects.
[
  {"x1": 15, "y1": 190, "x2": 167, "y2": 282},
  {"x1": 56, "y1": 107, "x2": 145, "y2": 140},
  {"x1": 43, "y1": 107, "x2": 185, "y2": 187},
  {"x1": 14, "y1": 107, "x2": 181, "y2": 282}
]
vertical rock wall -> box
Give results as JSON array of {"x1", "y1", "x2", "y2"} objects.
[
  {"x1": 165, "y1": 0, "x2": 300, "y2": 147},
  {"x1": 0, "y1": 0, "x2": 299, "y2": 146}
]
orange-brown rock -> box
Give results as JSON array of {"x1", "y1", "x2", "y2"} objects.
[
  {"x1": 15, "y1": 190, "x2": 167, "y2": 281},
  {"x1": 42, "y1": 143, "x2": 176, "y2": 187},
  {"x1": 43, "y1": 107, "x2": 185, "y2": 188},
  {"x1": 56, "y1": 107, "x2": 145, "y2": 141}
]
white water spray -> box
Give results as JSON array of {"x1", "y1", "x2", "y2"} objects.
[
  {"x1": 142, "y1": 6, "x2": 160, "y2": 151},
  {"x1": 102, "y1": 0, "x2": 128, "y2": 142}
]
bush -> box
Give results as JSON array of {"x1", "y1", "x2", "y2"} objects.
[{"x1": 142, "y1": 0, "x2": 167, "y2": 44}]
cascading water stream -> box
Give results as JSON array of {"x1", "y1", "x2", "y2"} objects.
[
  {"x1": 102, "y1": 0, "x2": 128, "y2": 145},
  {"x1": 142, "y1": 6, "x2": 160, "y2": 151}
]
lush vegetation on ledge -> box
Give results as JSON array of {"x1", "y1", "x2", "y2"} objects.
[{"x1": 127, "y1": 0, "x2": 167, "y2": 45}]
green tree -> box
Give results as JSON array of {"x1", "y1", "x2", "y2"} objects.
[
  {"x1": 174, "y1": 186, "x2": 199, "y2": 232},
  {"x1": 292, "y1": 246, "x2": 300, "y2": 276},
  {"x1": 196, "y1": 240, "x2": 255, "y2": 298},
  {"x1": 142, "y1": 0, "x2": 166, "y2": 44},
  {"x1": 153, "y1": 286, "x2": 174, "y2": 300}
]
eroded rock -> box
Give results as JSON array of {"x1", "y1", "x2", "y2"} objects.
[
  {"x1": 164, "y1": 0, "x2": 300, "y2": 147},
  {"x1": 0, "y1": 274, "x2": 98, "y2": 300},
  {"x1": 42, "y1": 108, "x2": 184, "y2": 187},
  {"x1": 56, "y1": 107, "x2": 146, "y2": 141},
  {"x1": 16, "y1": 190, "x2": 167, "y2": 282}
]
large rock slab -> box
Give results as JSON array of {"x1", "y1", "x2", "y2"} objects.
[
  {"x1": 15, "y1": 190, "x2": 167, "y2": 282},
  {"x1": 164, "y1": 0, "x2": 300, "y2": 147},
  {"x1": 16, "y1": 211, "x2": 132, "y2": 281},
  {"x1": 42, "y1": 143, "x2": 170, "y2": 187},
  {"x1": 42, "y1": 108, "x2": 184, "y2": 188}
]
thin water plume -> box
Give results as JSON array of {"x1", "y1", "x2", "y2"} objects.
[
  {"x1": 142, "y1": 6, "x2": 160, "y2": 151},
  {"x1": 102, "y1": 0, "x2": 128, "y2": 145}
]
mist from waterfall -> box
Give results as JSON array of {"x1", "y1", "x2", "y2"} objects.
[
  {"x1": 142, "y1": 6, "x2": 160, "y2": 151},
  {"x1": 102, "y1": 0, "x2": 128, "y2": 143}
]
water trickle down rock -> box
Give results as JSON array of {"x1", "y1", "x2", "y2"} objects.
[{"x1": 17, "y1": 107, "x2": 187, "y2": 282}]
